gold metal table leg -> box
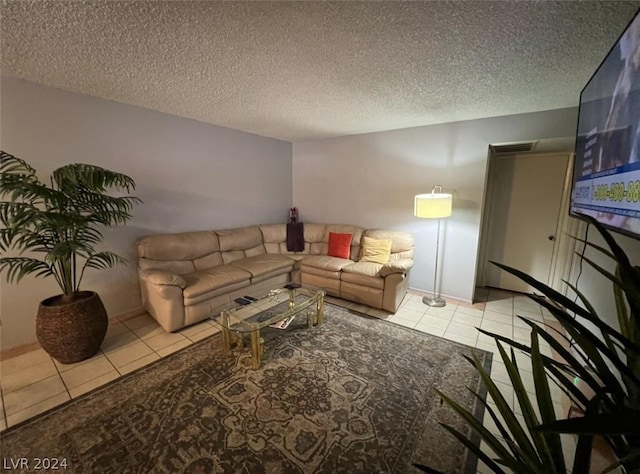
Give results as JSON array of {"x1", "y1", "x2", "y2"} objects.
[
  {"x1": 288, "y1": 288, "x2": 296, "y2": 309},
  {"x1": 316, "y1": 295, "x2": 324, "y2": 326},
  {"x1": 250, "y1": 330, "x2": 263, "y2": 369},
  {"x1": 221, "y1": 311, "x2": 232, "y2": 351}
]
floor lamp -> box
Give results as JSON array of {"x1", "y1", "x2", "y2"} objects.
[{"x1": 414, "y1": 185, "x2": 452, "y2": 307}]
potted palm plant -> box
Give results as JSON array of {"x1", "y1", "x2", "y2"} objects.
[{"x1": 0, "y1": 151, "x2": 141, "y2": 363}]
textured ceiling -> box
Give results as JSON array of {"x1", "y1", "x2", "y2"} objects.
[{"x1": 2, "y1": 1, "x2": 640, "y2": 142}]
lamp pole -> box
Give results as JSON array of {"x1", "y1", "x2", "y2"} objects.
[{"x1": 423, "y1": 217, "x2": 445, "y2": 307}]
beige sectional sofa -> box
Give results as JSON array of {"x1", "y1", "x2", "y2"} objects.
[{"x1": 137, "y1": 224, "x2": 415, "y2": 331}]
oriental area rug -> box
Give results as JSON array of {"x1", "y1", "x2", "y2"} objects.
[{"x1": 1, "y1": 304, "x2": 492, "y2": 473}]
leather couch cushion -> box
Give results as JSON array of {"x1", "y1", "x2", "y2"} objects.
[
  {"x1": 309, "y1": 242, "x2": 328, "y2": 255},
  {"x1": 273, "y1": 242, "x2": 301, "y2": 254},
  {"x1": 380, "y1": 258, "x2": 414, "y2": 277},
  {"x1": 300, "y1": 255, "x2": 354, "y2": 272},
  {"x1": 260, "y1": 224, "x2": 297, "y2": 255},
  {"x1": 184, "y1": 280, "x2": 249, "y2": 307},
  {"x1": 341, "y1": 262, "x2": 385, "y2": 289},
  {"x1": 303, "y1": 224, "x2": 327, "y2": 243},
  {"x1": 341, "y1": 281, "x2": 383, "y2": 307},
  {"x1": 262, "y1": 223, "x2": 301, "y2": 255},
  {"x1": 139, "y1": 269, "x2": 187, "y2": 288},
  {"x1": 138, "y1": 231, "x2": 219, "y2": 260},
  {"x1": 193, "y1": 252, "x2": 223, "y2": 270},
  {"x1": 342, "y1": 261, "x2": 384, "y2": 278},
  {"x1": 231, "y1": 254, "x2": 295, "y2": 278},
  {"x1": 183, "y1": 265, "x2": 251, "y2": 300},
  {"x1": 300, "y1": 255, "x2": 354, "y2": 280},
  {"x1": 341, "y1": 271, "x2": 385, "y2": 290},
  {"x1": 259, "y1": 224, "x2": 286, "y2": 243},
  {"x1": 217, "y1": 226, "x2": 263, "y2": 252},
  {"x1": 301, "y1": 266, "x2": 341, "y2": 279},
  {"x1": 138, "y1": 257, "x2": 195, "y2": 275},
  {"x1": 222, "y1": 250, "x2": 246, "y2": 265},
  {"x1": 245, "y1": 244, "x2": 267, "y2": 257}
]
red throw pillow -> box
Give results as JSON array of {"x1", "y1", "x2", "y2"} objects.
[{"x1": 327, "y1": 232, "x2": 353, "y2": 259}]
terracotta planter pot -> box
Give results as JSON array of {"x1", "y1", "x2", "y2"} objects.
[{"x1": 36, "y1": 291, "x2": 108, "y2": 364}]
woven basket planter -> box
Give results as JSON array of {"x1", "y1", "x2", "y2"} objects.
[{"x1": 36, "y1": 291, "x2": 108, "y2": 364}]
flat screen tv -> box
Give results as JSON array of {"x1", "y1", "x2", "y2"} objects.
[{"x1": 570, "y1": 9, "x2": 640, "y2": 239}]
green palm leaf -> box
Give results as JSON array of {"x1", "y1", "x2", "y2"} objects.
[
  {"x1": 83, "y1": 251, "x2": 127, "y2": 271},
  {"x1": 0, "y1": 257, "x2": 56, "y2": 283},
  {"x1": 439, "y1": 424, "x2": 508, "y2": 474},
  {"x1": 530, "y1": 327, "x2": 565, "y2": 472},
  {"x1": 0, "y1": 151, "x2": 140, "y2": 298}
]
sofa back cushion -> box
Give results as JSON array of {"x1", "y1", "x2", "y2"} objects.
[
  {"x1": 138, "y1": 231, "x2": 220, "y2": 274},
  {"x1": 138, "y1": 258, "x2": 196, "y2": 275},
  {"x1": 259, "y1": 224, "x2": 293, "y2": 254},
  {"x1": 216, "y1": 226, "x2": 266, "y2": 264},
  {"x1": 303, "y1": 224, "x2": 326, "y2": 255},
  {"x1": 362, "y1": 229, "x2": 415, "y2": 261}
]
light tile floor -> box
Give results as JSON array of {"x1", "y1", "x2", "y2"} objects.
[{"x1": 0, "y1": 287, "x2": 572, "y2": 471}]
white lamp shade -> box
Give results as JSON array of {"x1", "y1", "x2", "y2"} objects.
[{"x1": 414, "y1": 193, "x2": 452, "y2": 218}]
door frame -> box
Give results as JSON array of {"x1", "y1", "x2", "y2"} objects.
[
  {"x1": 548, "y1": 153, "x2": 582, "y2": 294},
  {"x1": 475, "y1": 150, "x2": 575, "y2": 296}
]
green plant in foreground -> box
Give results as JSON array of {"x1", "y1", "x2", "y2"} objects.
[
  {"x1": 417, "y1": 216, "x2": 640, "y2": 473},
  {"x1": 0, "y1": 151, "x2": 141, "y2": 302}
]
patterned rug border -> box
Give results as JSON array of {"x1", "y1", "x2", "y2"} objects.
[{"x1": 2, "y1": 303, "x2": 493, "y2": 473}]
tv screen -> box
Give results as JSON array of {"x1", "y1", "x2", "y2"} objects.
[{"x1": 570, "y1": 9, "x2": 640, "y2": 238}]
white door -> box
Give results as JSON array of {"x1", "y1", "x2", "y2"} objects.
[{"x1": 485, "y1": 153, "x2": 570, "y2": 293}]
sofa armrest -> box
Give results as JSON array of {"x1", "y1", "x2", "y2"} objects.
[
  {"x1": 139, "y1": 269, "x2": 187, "y2": 289},
  {"x1": 380, "y1": 259, "x2": 414, "y2": 277}
]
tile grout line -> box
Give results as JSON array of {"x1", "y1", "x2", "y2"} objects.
[
  {"x1": 101, "y1": 348, "x2": 119, "y2": 384},
  {"x1": 53, "y1": 353, "x2": 72, "y2": 400},
  {"x1": 103, "y1": 324, "x2": 143, "y2": 361},
  {"x1": 105, "y1": 320, "x2": 167, "y2": 373},
  {"x1": 65, "y1": 348, "x2": 118, "y2": 398},
  {"x1": 110, "y1": 328, "x2": 159, "y2": 376},
  {"x1": 4, "y1": 376, "x2": 68, "y2": 426}
]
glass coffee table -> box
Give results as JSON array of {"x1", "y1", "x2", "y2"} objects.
[{"x1": 211, "y1": 282, "x2": 325, "y2": 369}]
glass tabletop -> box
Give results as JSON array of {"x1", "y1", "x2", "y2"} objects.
[{"x1": 210, "y1": 283, "x2": 324, "y2": 333}]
